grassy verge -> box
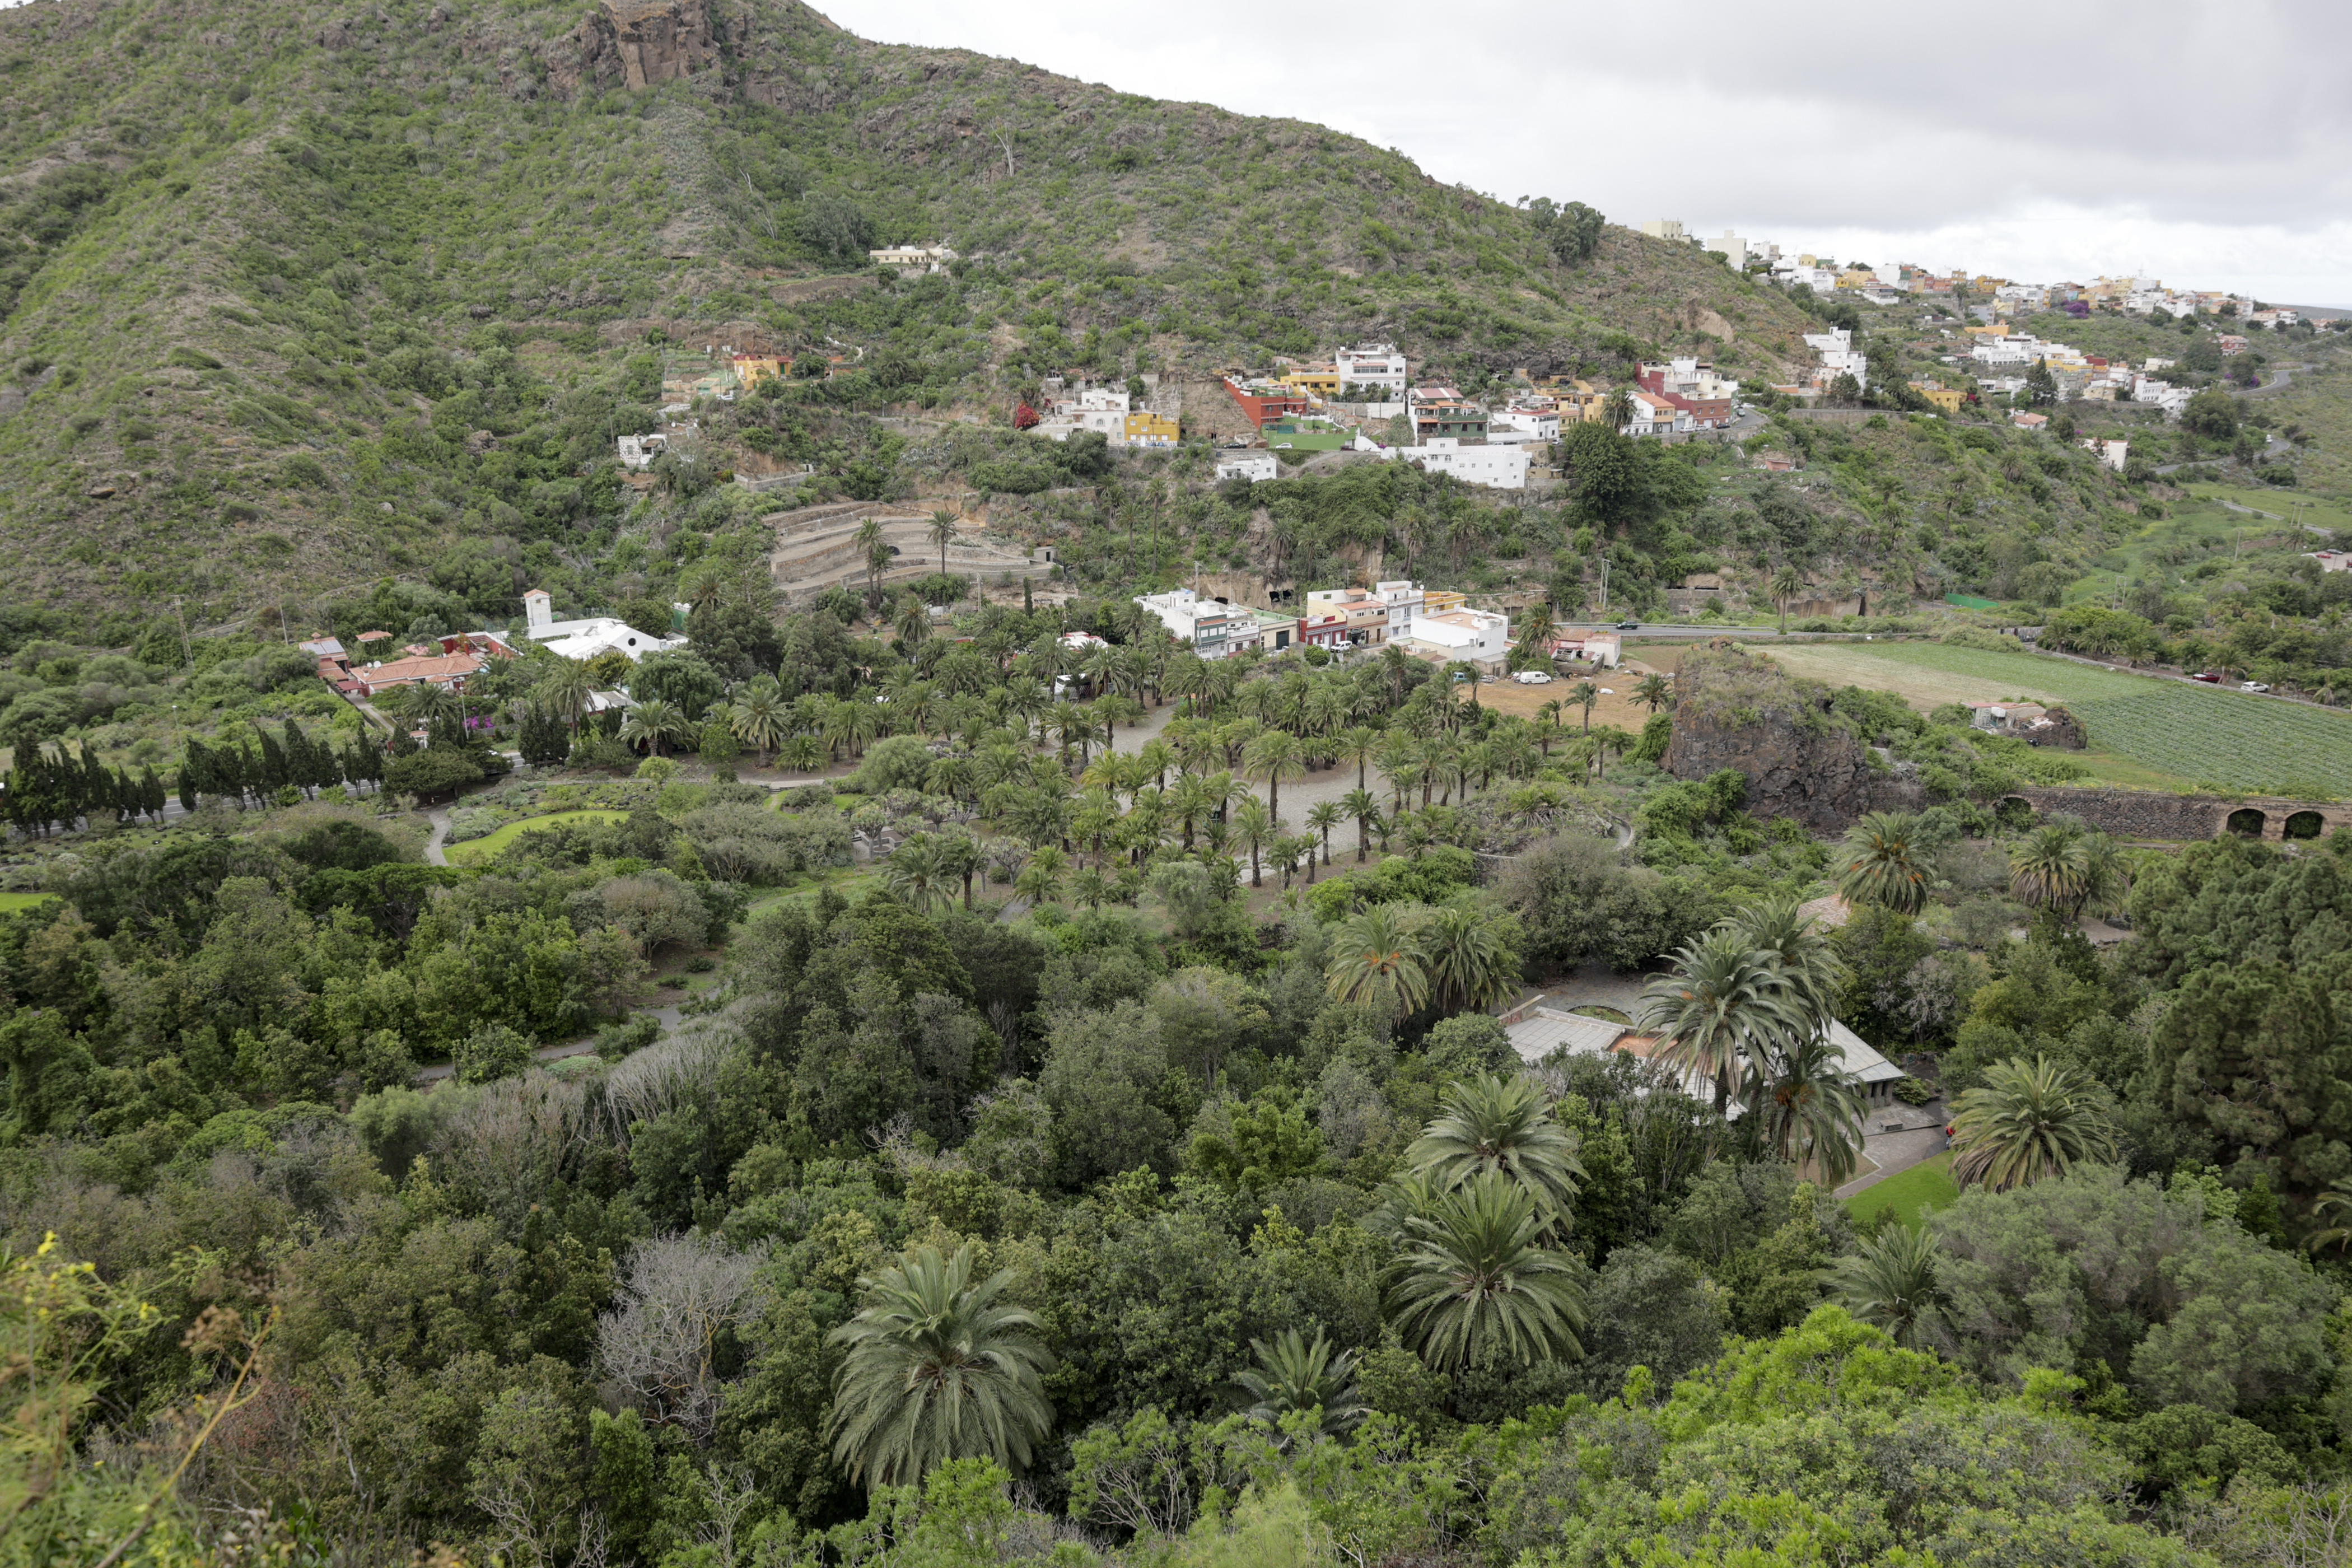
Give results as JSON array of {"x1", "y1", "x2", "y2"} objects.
[
  {"x1": 0, "y1": 892, "x2": 59, "y2": 914},
  {"x1": 1846, "y1": 1151, "x2": 1957, "y2": 1230},
  {"x1": 442, "y1": 810, "x2": 629, "y2": 865}
]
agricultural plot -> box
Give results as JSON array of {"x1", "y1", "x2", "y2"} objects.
[
  {"x1": 1746, "y1": 641, "x2": 2352, "y2": 797},
  {"x1": 2070, "y1": 688, "x2": 2352, "y2": 797},
  {"x1": 441, "y1": 809, "x2": 628, "y2": 864}
]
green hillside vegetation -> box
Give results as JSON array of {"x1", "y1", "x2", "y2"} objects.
[
  {"x1": 3, "y1": 615, "x2": 2352, "y2": 1561},
  {"x1": 0, "y1": 0, "x2": 1816, "y2": 636}
]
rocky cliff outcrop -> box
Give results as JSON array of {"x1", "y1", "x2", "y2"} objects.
[
  {"x1": 577, "y1": 0, "x2": 717, "y2": 92},
  {"x1": 1662, "y1": 645, "x2": 1922, "y2": 830}
]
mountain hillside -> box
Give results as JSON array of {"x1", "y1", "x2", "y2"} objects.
[{"x1": 0, "y1": 0, "x2": 1816, "y2": 638}]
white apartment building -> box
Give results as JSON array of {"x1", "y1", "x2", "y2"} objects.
[
  {"x1": 1133, "y1": 588, "x2": 1249, "y2": 659},
  {"x1": 1802, "y1": 328, "x2": 1869, "y2": 389},
  {"x1": 2079, "y1": 438, "x2": 2130, "y2": 472},
  {"x1": 1396, "y1": 437, "x2": 1529, "y2": 489},
  {"x1": 1707, "y1": 230, "x2": 1748, "y2": 268},
  {"x1": 1639, "y1": 220, "x2": 1686, "y2": 241},
  {"x1": 1214, "y1": 452, "x2": 1279, "y2": 482},
  {"x1": 1334, "y1": 343, "x2": 1408, "y2": 393},
  {"x1": 1374, "y1": 579, "x2": 1425, "y2": 641}
]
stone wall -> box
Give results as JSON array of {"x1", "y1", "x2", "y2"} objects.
[{"x1": 2010, "y1": 786, "x2": 2352, "y2": 842}]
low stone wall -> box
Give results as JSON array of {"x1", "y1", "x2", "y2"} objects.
[{"x1": 2010, "y1": 785, "x2": 2352, "y2": 842}]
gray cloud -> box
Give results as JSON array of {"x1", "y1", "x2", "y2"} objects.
[{"x1": 818, "y1": 0, "x2": 2352, "y2": 300}]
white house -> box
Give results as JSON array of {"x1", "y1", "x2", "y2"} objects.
[
  {"x1": 1374, "y1": 579, "x2": 1425, "y2": 641},
  {"x1": 1501, "y1": 1007, "x2": 1908, "y2": 1110},
  {"x1": 2079, "y1": 437, "x2": 2130, "y2": 472},
  {"x1": 1397, "y1": 437, "x2": 1529, "y2": 489},
  {"x1": 1334, "y1": 343, "x2": 1408, "y2": 393},
  {"x1": 1402, "y1": 608, "x2": 1511, "y2": 666},
  {"x1": 1706, "y1": 231, "x2": 1748, "y2": 268},
  {"x1": 870, "y1": 244, "x2": 958, "y2": 276},
  {"x1": 1490, "y1": 407, "x2": 1561, "y2": 443},
  {"x1": 2133, "y1": 377, "x2": 2192, "y2": 417},
  {"x1": 1214, "y1": 452, "x2": 1279, "y2": 483},
  {"x1": 616, "y1": 434, "x2": 668, "y2": 470},
  {"x1": 520, "y1": 589, "x2": 686, "y2": 664},
  {"x1": 1802, "y1": 328, "x2": 1869, "y2": 389}
]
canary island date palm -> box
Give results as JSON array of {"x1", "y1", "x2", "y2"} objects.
[
  {"x1": 1324, "y1": 904, "x2": 1431, "y2": 1021},
  {"x1": 1947, "y1": 1054, "x2": 2118, "y2": 1193},
  {"x1": 1407, "y1": 1074, "x2": 1584, "y2": 1220},
  {"x1": 827, "y1": 1244, "x2": 1054, "y2": 1489},
  {"x1": 1723, "y1": 894, "x2": 1846, "y2": 1027},
  {"x1": 1637, "y1": 928, "x2": 1807, "y2": 1115},
  {"x1": 1747, "y1": 1030, "x2": 1866, "y2": 1188},
  {"x1": 1823, "y1": 1224, "x2": 1950, "y2": 1350},
  {"x1": 1229, "y1": 1328, "x2": 1368, "y2": 1444},
  {"x1": 2010, "y1": 823, "x2": 2091, "y2": 913},
  {"x1": 1417, "y1": 902, "x2": 1520, "y2": 1016},
  {"x1": 1836, "y1": 811, "x2": 1930, "y2": 916},
  {"x1": 1384, "y1": 1172, "x2": 1588, "y2": 1375}
]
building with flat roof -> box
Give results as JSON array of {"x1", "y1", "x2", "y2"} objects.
[{"x1": 520, "y1": 589, "x2": 686, "y2": 664}]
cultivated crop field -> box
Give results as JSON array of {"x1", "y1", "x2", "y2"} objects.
[{"x1": 1746, "y1": 641, "x2": 2352, "y2": 797}]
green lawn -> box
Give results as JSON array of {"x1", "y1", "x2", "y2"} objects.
[
  {"x1": 1758, "y1": 640, "x2": 2352, "y2": 797},
  {"x1": 0, "y1": 892, "x2": 59, "y2": 914},
  {"x1": 1846, "y1": 1151, "x2": 1957, "y2": 1230},
  {"x1": 442, "y1": 809, "x2": 628, "y2": 864}
]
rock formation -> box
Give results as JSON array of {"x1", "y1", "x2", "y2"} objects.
[
  {"x1": 1662, "y1": 645, "x2": 1921, "y2": 830},
  {"x1": 577, "y1": 0, "x2": 717, "y2": 92}
]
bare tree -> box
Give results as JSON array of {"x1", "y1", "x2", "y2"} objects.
[
  {"x1": 596, "y1": 1234, "x2": 771, "y2": 1443},
  {"x1": 602, "y1": 1022, "x2": 742, "y2": 1137},
  {"x1": 432, "y1": 1074, "x2": 590, "y2": 1228}
]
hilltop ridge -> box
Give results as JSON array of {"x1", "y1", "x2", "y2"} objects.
[{"x1": 0, "y1": 0, "x2": 1814, "y2": 632}]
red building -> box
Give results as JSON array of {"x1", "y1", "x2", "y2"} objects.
[{"x1": 1223, "y1": 377, "x2": 1309, "y2": 428}]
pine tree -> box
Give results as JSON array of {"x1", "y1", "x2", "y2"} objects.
[
  {"x1": 141, "y1": 765, "x2": 166, "y2": 821},
  {"x1": 387, "y1": 724, "x2": 419, "y2": 759},
  {"x1": 255, "y1": 725, "x2": 289, "y2": 792},
  {"x1": 176, "y1": 763, "x2": 197, "y2": 814}
]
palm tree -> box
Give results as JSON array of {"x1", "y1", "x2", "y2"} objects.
[
  {"x1": 1836, "y1": 811, "x2": 1930, "y2": 916},
  {"x1": 1384, "y1": 1173, "x2": 1588, "y2": 1375},
  {"x1": 1948, "y1": 1055, "x2": 2118, "y2": 1193},
  {"x1": 1533, "y1": 700, "x2": 1563, "y2": 757},
  {"x1": 2306, "y1": 1179, "x2": 2352, "y2": 1254},
  {"x1": 619, "y1": 698, "x2": 690, "y2": 757},
  {"x1": 537, "y1": 661, "x2": 598, "y2": 738},
  {"x1": 939, "y1": 831, "x2": 984, "y2": 911},
  {"x1": 894, "y1": 595, "x2": 931, "y2": 648},
  {"x1": 1243, "y1": 728, "x2": 1309, "y2": 825},
  {"x1": 884, "y1": 834, "x2": 954, "y2": 914},
  {"x1": 1012, "y1": 844, "x2": 1068, "y2": 909},
  {"x1": 1325, "y1": 904, "x2": 1430, "y2": 1019},
  {"x1": 729, "y1": 679, "x2": 788, "y2": 767},
  {"x1": 1633, "y1": 672, "x2": 1673, "y2": 714},
  {"x1": 1637, "y1": 929, "x2": 1807, "y2": 1115},
  {"x1": 1416, "y1": 902, "x2": 1519, "y2": 1015},
  {"x1": 1169, "y1": 772, "x2": 1217, "y2": 852},
  {"x1": 1723, "y1": 894, "x2": 1846, "y2": 1025},
  {"x1": 828, "y1": 1244, "x2": 1054, "y2": 1490},
  {"x1": 1587, "y1": 725, "x2": 1632, "y2": 780},
  {"x1": 1600, "y1": 387, "x2": 1635, "y2": 431},
  {"x1": 1230, "y1": 1329, "x2": 1366, "y2": 1444},
  {"x1": 1748, "y1": 1032, "x2": 1866, "y2": 1187},
  {"x1": 1408, "y1": 1074, "x2": 1583, "y2": 1217},
  {"x1": 1823, "y1": 1225, "x2": 1950, "y2": 1350},
  {"x1": 2010, "y1": 824, "x2": 2091, "y2": 912},
  {"x1": 1341, "y1": 787, "x2": 1380, "y2": 862},
  {"x1": 930, "y1": 510, "x2": 958, "y2": 575},
  {"x1": 1570, "y1": 680, "x2": 1599, "y2": 733},
  {"x1": 1306, "y1": 801, "x2": 1343, "y2": 866},
  {"x1": 1233, "y1": 796, "x2": 1278, "y2": 888},
  {"x1": 1770, "y1": 564, "x2": 1805, "y2": 634}
]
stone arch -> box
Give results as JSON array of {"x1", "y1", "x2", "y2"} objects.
[
  {"x1": 1995, "y1": 796, "x2": 2034, "y2": 831},
  {"x1": 2285, "y1": 810, "x2": 2326, "y2": 841},
  {"x1": 2226, "y1": 808, "x2": 2268, "y2": 838}
]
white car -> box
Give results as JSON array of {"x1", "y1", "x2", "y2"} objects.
[
  {"x1": 1514, "y1": 671, "x2": 1553, "y2": 684},
  {"x1": 2241, "y1": 682, "x2": 2272, "y2": 693}
]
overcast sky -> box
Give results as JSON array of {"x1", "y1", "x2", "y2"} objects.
[{"x1": 816, "y1": 0, "x2": 2352, "y2": 307}]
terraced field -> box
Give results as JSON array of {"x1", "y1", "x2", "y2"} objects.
[{"x1": 1749, "y1": 641, "x2": 2352, "y2": 797}]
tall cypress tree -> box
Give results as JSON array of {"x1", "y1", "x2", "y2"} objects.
[{"x1": 255, "y1": 725, "x2": 289, "y2": 792}]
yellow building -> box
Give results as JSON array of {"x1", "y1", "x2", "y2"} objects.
[
  {"x1": 732, "y1": 354, "x2": 785, "y2": 389},
  {"x1": 1908, "y1": 384, "x2": 1966, "y2": 414},
  {"x1": 1837, "y1": 268, "x2": 1878, "y2": 290},
  {"x1": 1123, "y1": 412, "x2": 1180, "y2": 447},
  {"x1": 1278, "y1": 366, "x2": 1343, "y2": 397},
  {"x1": 1420, "y1": 589, "x2": 1467, "y2": 619}
]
